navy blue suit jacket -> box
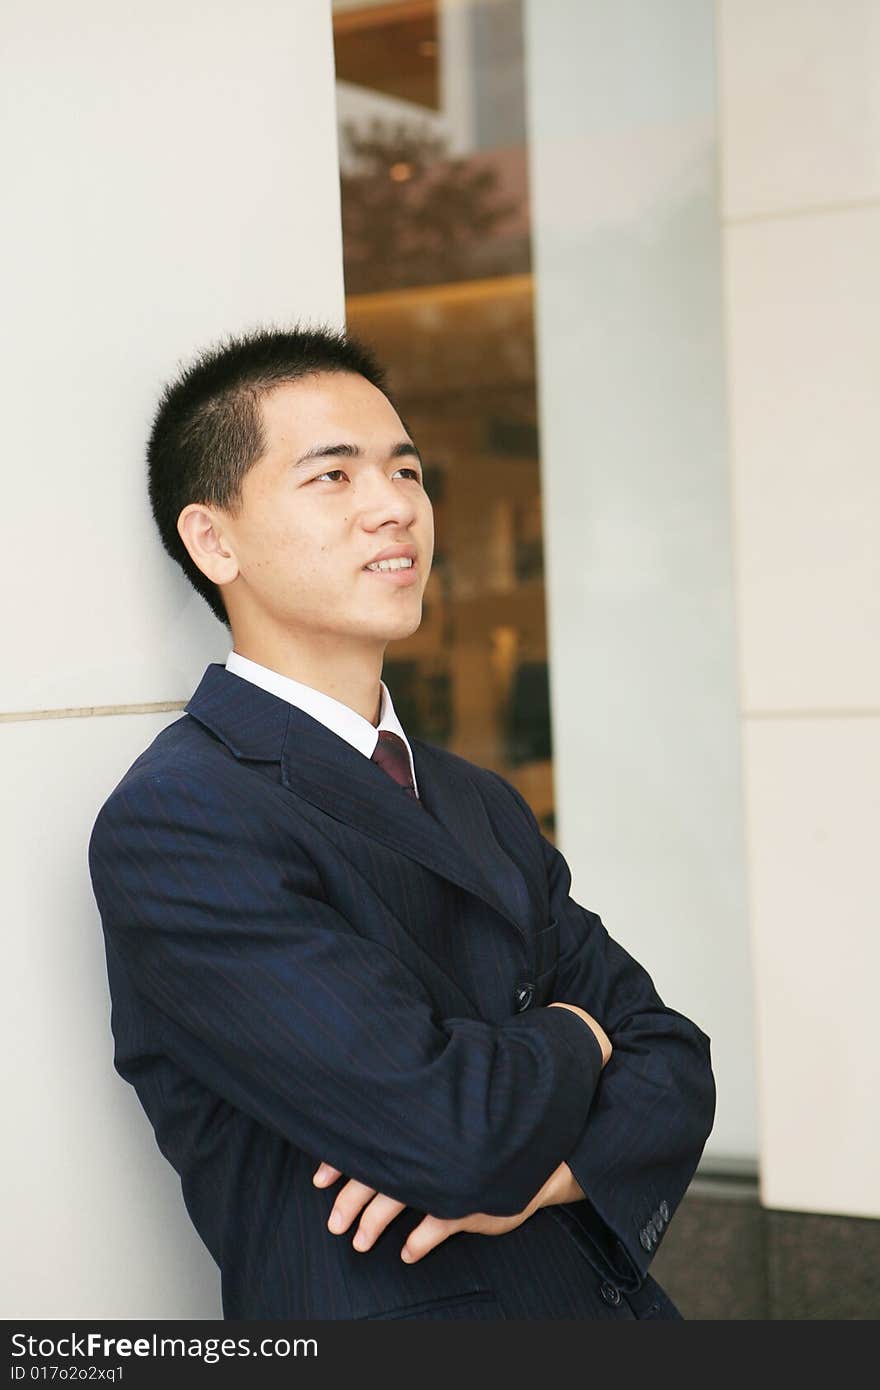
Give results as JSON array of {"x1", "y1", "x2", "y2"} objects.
[{"x1": 88, "y1": 662, "x2": 715, "y2": 1320}]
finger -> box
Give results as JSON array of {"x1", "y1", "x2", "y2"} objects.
[
  {"x1": 351, "y1": 1194, "x2": 407, "y2": 1253},
  {"x1": 327, "y1": 1178, "x2": 378, "y2": 1235},
  {"x1": 313, "y1": 1163, "x2": 343, "y2": 1187},
  {"x1": 401, "y1": 1215, "x2": 460, "y2": 1264}
]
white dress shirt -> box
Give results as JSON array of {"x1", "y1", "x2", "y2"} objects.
[{"x1": 225, "y1": 650, "x2": 420, "y2": 798}]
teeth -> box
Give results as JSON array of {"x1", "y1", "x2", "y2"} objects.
[{"x1": 366, "y1": 557, "x2": 414, "y2": 572}]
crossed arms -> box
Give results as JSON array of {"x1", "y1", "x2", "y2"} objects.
[
  {"x1": 312, "y1": 999, "x2": 613, "y2": 1265},
  {"x1": 88, "y1": 764, "x2": 715, "y2": 1289}
]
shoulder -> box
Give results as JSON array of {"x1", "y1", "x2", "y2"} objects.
[
  {"x1": 88, "y1": 710, "x2": 256, "y2": 847},
  {"x1": 94, "y1": 710, "x2": 216, "y2": 796}
]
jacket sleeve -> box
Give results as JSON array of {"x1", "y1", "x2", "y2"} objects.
[
  {"x1": 87, "y1": 769, "x2": 606, "y2": 1220},
  {"x1": 487, "y1": 772, "x2": 717, "y2": 1289}
]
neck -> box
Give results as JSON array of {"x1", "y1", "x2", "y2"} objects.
[{"x1": 230, "y1": 631, "x2": 385, "y2": 726}]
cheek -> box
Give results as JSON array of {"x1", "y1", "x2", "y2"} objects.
[
  {"x1": 246, "y1": 518, "x2": 288, "y2": 566},
  {"x1": 247, "y1": 515, "x2": 344, "y2": 588},
  {"x1": 236, "y1": 510, "x2": 301, "y2": 579}
]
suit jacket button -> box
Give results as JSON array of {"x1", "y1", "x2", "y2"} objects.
[
  {"x1": 600, "y1": 1282, "x2": 621, "y2": 1306},
  {"x1": 515, "y1": 982, "x2": 534, "y2": 1012},
  {"x1": 639, "y1": 1228, "x2": 653, "y2": 1252},
  {"x1": 659, "y1": 1201, "x2": 669, "y2": 1222}
]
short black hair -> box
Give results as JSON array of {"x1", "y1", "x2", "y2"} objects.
[{"x1": 146, "y1": 322, "x2": 393, "y2": 629}]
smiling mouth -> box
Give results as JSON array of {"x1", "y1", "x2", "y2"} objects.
[
  {"x1": 363, "y1": 557, "x2": 415, "y2": 573},
  {"x1": 362, "y1": 558, "x2": 419, "y2": 584}
]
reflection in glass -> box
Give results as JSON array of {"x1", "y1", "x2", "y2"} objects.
[{"x1": 332, "y1": 0, "x2": 555, "y2": 836}]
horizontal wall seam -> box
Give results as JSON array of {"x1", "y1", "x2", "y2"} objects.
[
  {"x1": 724, "y1": 194, "x2": 880, "y2": 228},
  {"x1": 744, "y1": 708, "x2": 880, "y2": 721},
  {"x1": 0, "y1": 702, "x2": 186, "y2": 723},
  {"x1": 4, "y1": 705, "x2": 877, "y2": 725}
]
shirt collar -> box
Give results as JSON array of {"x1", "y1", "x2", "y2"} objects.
[{"x1": 224, "y1": 650, "x2": 419, "y2": 796}]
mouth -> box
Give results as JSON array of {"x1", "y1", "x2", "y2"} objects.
[{"x1": 362, "y1": 557, "x2": 419, "y2": 587}]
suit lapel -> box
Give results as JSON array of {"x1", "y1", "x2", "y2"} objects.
[{"x1": 184, "y1": 664, "x2": 530, "y2": 946}]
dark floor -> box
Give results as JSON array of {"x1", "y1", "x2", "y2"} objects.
[{"x1": 649, "y1": 1172, "x2": 880, "y2": 1319}]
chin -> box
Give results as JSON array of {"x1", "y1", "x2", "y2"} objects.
[{"x1": 383, "y1": 609, "x2": 423, "y2": 641}]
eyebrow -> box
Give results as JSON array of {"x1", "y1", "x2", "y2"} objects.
[{"x1": 293, "y1": 441, "x2": 423, "y2": 471}]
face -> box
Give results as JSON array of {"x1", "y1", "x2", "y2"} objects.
[{"x1": 206, "y1": 372, "x2": 434, "y2": 651}]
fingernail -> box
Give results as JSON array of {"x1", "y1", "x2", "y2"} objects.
[
  {"x1": 328, "y1": 1211, "x2": 344, "y2": 1233},
  {"x1": 352, "y1": 1232, "x2": 368, "y2": 1251},
  {"x1": 313, "y1": 1166, "x2": 328, "y2": 1185},
  {"x1": 401, "y1": 1247, "x2": 413, "y2": 1263}
]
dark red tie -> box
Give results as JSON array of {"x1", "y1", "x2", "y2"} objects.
[{"x1": 371, "y1": 730, "x2": 420, "y2": 802}]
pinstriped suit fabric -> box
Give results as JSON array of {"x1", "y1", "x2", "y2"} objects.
[{"x1": 87, "y1": 663, "x2": 714, "y2": 1320}]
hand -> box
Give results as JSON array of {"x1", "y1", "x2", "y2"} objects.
[
  {"x1": 400, "y1": 1159, "x2": 587, "y2": 1264},
  {"x1": 548, "y1": 1000, "x2": 612, "y2": 1066},
  {"x1": 313, "y1": 1162, "x2": 407, "y2": 1251},
  {"x1": 313, "y1": 1159, "x2": 537, "y2": 1263},
  {"x1": 313, "y1": 1157, "x2": 587, "y2": 1264}
]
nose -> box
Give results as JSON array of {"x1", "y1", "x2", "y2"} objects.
[{"x1": 356, "y1": 468, "x2": 421, "y2": 528}]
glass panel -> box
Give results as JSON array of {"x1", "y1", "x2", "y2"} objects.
[{"x1": 332, "y1": 0, "x2": 556, "y2": 836}]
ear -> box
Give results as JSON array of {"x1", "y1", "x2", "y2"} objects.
[{"x1": 177, "y1": 503, "x2": 240, "y2": 586}]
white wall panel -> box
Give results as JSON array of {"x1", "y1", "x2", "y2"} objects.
[
  {"x1": 2, "y1": 0, "x2": 342, "y2": 1319},
  {"x1": 744, "y1": 716, "x2": 880, "y2": 1217},
  {"x1": 1, "y1": 0, "x2": 344, "y2": 714},
  {"x1": 3, "y1": 710, "x2": 221, "y2": 1318},
  {"x1": 524, "y1": 0, "x2": 757, "y2": 1162},
  {"x1": 721, "y1": 1, "x2": 880, "y2": 1222},
  {"x1": 718, "y1": 0, "x2": 880, "y2": 219},
  {"x1": 725, "y1": 207, "x2": 880, "y2": 713}
]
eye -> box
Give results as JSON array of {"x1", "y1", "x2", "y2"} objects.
[{"x1": 312, "y1": 467, "x2": 423, "y2": 484}]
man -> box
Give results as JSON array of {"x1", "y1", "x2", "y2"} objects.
[{"x1": 88, "y1": 325, "x2": 715, "y2": 1320}]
